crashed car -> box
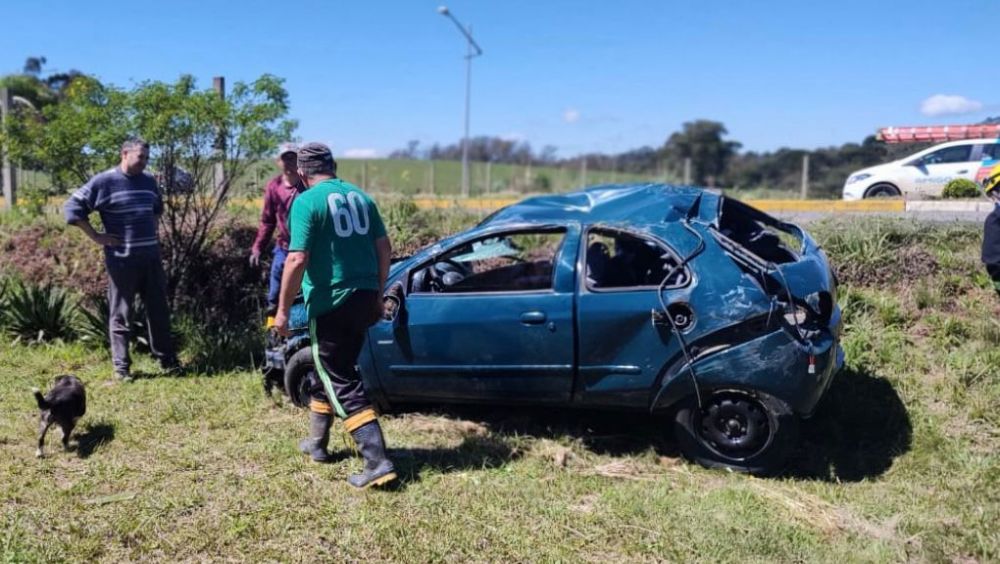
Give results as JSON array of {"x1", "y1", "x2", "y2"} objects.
[{"x1": 271, "y1": 183, "x2": 844, "y2": 474}]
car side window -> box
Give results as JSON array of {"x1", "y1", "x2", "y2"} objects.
[
  {"x1": 410, "y1": 229, "x2": 566, "y2": 294},
  {"x1": 585, "y1": 228, "x2": 688, "y2": 290},
  {"x1": 922, "y1": 145, "x2": 973, "y2": 165},
  {"x1": 985, "y1": 144, "x2": 1000, "y2": 160}
]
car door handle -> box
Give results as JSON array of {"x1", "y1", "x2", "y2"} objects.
[{"x1": 520, "y1": 311, "x2": 547, "y2": 324}]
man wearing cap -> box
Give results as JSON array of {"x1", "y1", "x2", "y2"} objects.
[
  {"x1": 274, "y1": 142, "x2": 397, "y2": 489},
  {"x1": 250, "y1": 142, "x2": 306, "y2": 313}
]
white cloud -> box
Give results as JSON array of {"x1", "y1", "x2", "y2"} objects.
[
  {"x1": 342, "y1": 148, "x2": 379, "y2": 159},
  {"x1": 562, "y1": 108, "x2": 580, "y2": 124},
  {"x1": 920, "y1": 94, "x2": 983, "y2": 117}
]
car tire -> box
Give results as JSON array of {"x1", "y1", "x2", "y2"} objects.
[
  {"x1": 863, "y1": 183, "x2": 901, "y2": 198},
  {"x1": 673, "y1": 389, "x2": 798, "y2": 476},
  {"x1": 284, "y1": 347, "x2": 315, "y2": 409}
]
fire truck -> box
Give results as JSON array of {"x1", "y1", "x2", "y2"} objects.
[{"x1": 841, "y1": 124, "x2": 1000, "y2": 200}]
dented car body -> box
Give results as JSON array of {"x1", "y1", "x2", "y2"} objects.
[{"x1": 278, "y1": 183, "x2": 844, "y2": 474}]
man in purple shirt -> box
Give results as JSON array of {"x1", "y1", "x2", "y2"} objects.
[{"x1": 250, "y1": 143, "x2": 306, "y2": 313}]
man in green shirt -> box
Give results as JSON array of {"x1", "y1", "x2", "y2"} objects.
[{"x1": 274, "y1": 142, "x2": 396, "y2": 489}]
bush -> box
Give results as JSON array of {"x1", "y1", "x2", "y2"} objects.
[
  {"x1": 942, "y1": 178, "x2": 981, "y2": 199},
  {"x1": 1, "y1": 280, "x2": 78, "y2": 342}
]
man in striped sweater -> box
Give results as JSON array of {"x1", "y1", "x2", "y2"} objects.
[{"x1": 64, "y1": 138, "x2": 179, "y2": 382}]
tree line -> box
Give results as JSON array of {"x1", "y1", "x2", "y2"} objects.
[{"x1": 392, "y1": 118, "x2": 999, "y2": 197}]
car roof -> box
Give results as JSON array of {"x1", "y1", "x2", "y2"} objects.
[{"x1": 479, "y1": 183, "x2": 719, "y2": 226}]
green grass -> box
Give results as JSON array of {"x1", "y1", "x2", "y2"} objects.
[{"x1": 1, "y1": 217, "x2": 998, "y2": 562}]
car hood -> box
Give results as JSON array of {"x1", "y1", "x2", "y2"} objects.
[{"x1": 849, "y1": 161, "x2": 902, "y2": 179}]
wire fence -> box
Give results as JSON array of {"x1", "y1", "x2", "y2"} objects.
[{"x1": 233, "y1": 159, "x2": 676, "y2": 198}]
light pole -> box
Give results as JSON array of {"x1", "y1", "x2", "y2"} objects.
[{"x1": 437, "y1": 5, "x2": 482, "y2": 198}]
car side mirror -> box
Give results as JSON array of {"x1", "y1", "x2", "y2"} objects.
[{"x1": 382, "y1": 282, "x2": 405, "y2": 323}]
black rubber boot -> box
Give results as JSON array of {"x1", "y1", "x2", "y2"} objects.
[
  {"x1": 347, "y1": 420, "x2": 397, "y2": 489},
  {"x1": 298, "y1": 411, "x2": 335, "y2": 463}
]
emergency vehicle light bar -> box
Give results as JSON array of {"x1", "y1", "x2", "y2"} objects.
[{"x1": 877, "y1": 124, "x2": 1000, "y2": 144}]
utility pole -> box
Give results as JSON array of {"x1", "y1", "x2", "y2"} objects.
[
  {"x1": 213, "y1": 77, "x2": 226, "y2": 193},
  {"x1": 0, "y1": 88, "x2": 17, "y2": 211},
  {"x1": 438, "y1": 6, "x2": 483, "y2": 198}
]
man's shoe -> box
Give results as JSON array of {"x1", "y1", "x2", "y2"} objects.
[
  {"x1": 299, "y1": 411, "x2": 335, "y2": 463},
  {"x1": 345, "y1": 412, "x2": 397, "y2": 489},
  {"x1": 113, "y1": 370, "x2": 133, "y2": 383}
]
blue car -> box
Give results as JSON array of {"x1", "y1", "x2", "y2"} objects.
[{"x1": 276, "y1": 184, "x2": 844, "y2": 475}]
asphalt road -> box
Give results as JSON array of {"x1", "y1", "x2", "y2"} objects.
[{"x1": 777, "y1": 210, "x2": 989, "y2": 224}]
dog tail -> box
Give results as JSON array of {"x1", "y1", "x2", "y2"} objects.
[{"x1": 31, "y1": 387, "x2": 48, "y2": 410}]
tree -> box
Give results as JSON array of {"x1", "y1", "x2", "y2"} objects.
[
  {"x1": 661, "y1": 120, "x2": 742, "y2": 186},
  {"x1": 131, "y1": 74, "x2": 296, "y2": 304},
  {"x1": 2, "y1": 73, "x2": 296, "y2": 305}
]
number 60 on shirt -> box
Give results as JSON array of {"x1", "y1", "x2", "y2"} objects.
[{"x1": 327, "y1": 192, "x2": 371, "y2": 237}]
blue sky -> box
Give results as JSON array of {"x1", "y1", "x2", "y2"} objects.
[{"x1": 1, "y1": 0, "x2": 997, "y2": 158}]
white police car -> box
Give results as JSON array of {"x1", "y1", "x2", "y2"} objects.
[{"x1": 842, "y1": 139, "x2": 1000, "y2": 200}]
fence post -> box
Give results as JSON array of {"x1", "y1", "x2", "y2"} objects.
[
  {"x1": 800, "y1": 154, "x2": 810, "y2": 199},
  {"x1": 683, "y1": 158, "x2": 692, "y2": 185},
  {"x1": 1, "y1": 88, "x2": 17, "y2": 211},
  {"x1": 212, "y1": 77, "x2": 226, "y2": 193}
]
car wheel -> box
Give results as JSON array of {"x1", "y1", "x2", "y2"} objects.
[
  {"x1": 864, "y1": 183, "x2": 901, "y2": 198},
  {"x1": 673, "y1": 389, "x2": 798, "y2": 476},
  {"x1": 284, "y1": 347, "x2": 315, "y2": 408}
]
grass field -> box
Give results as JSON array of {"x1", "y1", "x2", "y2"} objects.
[{"x1": 1, "y1": 217, "x2": 998, "y2": 562}]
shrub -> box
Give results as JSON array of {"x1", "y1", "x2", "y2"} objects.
[
  {"x1": 1, "y1": 280, "x2": 78, "y2": 342},
  {"x1": 942, "y1": 178, "x2": 981, "y2": 199}
]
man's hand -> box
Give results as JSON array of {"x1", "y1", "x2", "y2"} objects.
[
  {"x1": 249, "y1": 250, "x2": 261, "y2": 268},
  {"x1": 93, "y1": 232, "x2": 123, "y2": 247},
  {"x1": 273, "y1": 310, "x2": 290, "y2": 337}
]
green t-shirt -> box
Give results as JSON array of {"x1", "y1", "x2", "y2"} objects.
[{"x1": 288, "y1": 178, "x2": 387, "y2": 319}]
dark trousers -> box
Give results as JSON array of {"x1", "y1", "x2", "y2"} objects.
[
  {"x1": 308, "y1": 290, "x2": 379, "y2": 418},
  {"x1": 267, "y1": 247, "x2": 288, "y2": 307},
  {"x1": 106, "y1": 253, "x2": 176, "y2": 372},
  {"x1": 988, "y1": 264, "x2": 1000, "y2": 298}
]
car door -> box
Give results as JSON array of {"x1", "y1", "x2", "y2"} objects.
[
  {"x1": 574, "y1": 226, "x2": 691, "y2": 408},
  {"x1": 367, "y1": 224, "x2": 579, "y2": 403},
  {"x1": 908, "y1": 144, "x2": 975, "y2": 197}
]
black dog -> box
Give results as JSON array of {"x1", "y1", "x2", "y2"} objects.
[{"x1": 32, "y1": 375, "x2": 86, "y2": 458}]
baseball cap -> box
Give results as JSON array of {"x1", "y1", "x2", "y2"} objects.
[
  {"x1": 277, "y1": 142, "x2": 298, "y2": 157},
  {"x1": 297, "y1": 142, "x2": 336, "y2": 173}
]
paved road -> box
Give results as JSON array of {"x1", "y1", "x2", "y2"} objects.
[{"x1": 777, "y1": 210, "x2": 989, "y2": 224}]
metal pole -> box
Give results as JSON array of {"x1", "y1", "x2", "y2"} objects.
[
  {"x1": 485, "y1": 160, "x2": 492, "y2": 194},
  {"x1": 0, "y1": 88, "x2": 16, "y2": 211},
  {"x1": 580, "y1": 158, "x2": 588, "y2": 187},
  {"x1": 438, "y1": 7, "x2": 482, "y2": 198},
  {"x1": 683, "y1": 158, "x2": 692, "y2": 185},
  {"x1": 462, "y1": 27, "x2": 472, "y2": 198},
  {"x1": 800, "y1": 154, "x2": 810, "y2": 199},
  {"x1": 429, "y1": 160, "x2": 435, "y2": 194}
]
